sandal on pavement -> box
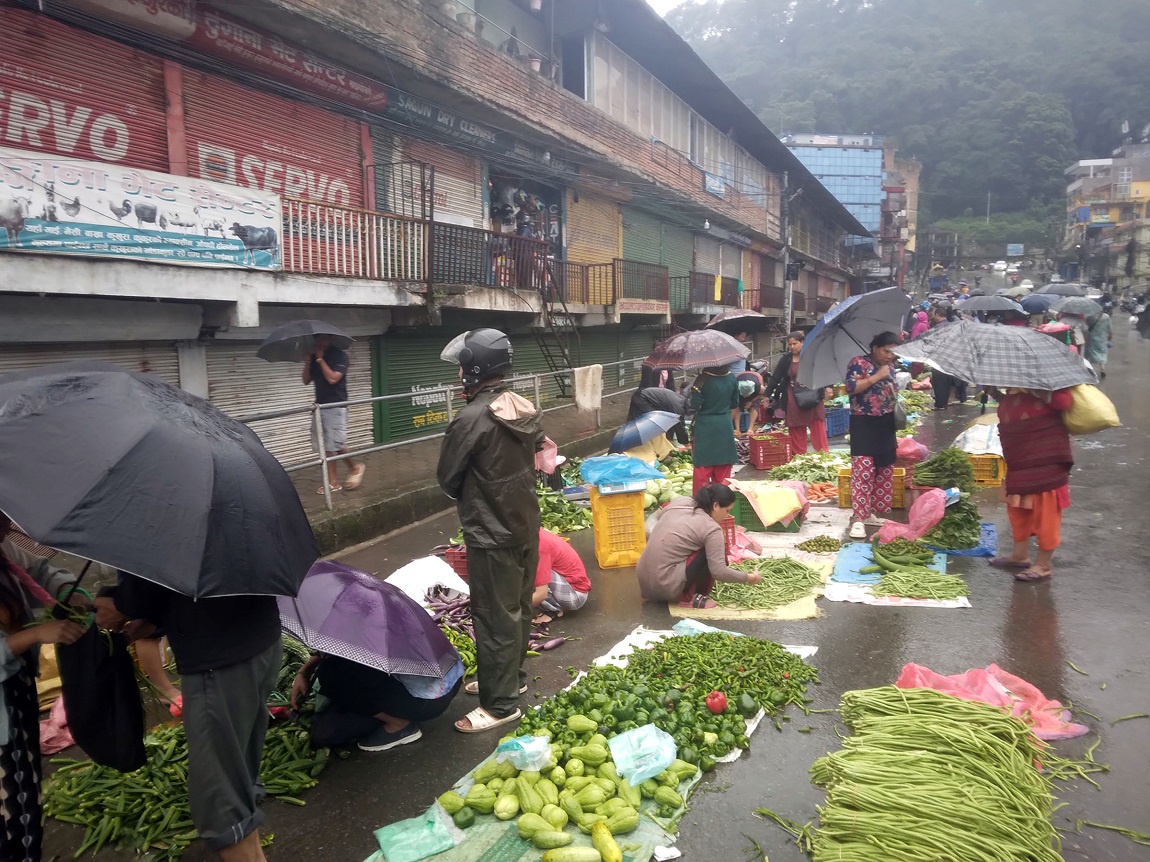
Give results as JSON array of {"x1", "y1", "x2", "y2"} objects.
[
  {"x1": 317, "y1": 484, "x2": 342, "y2": 495},
  {"x1": 464, "y1": 680, "x2": 528, "y2": 696},
  {"x1": 345, "y1": 464, "x2": 367, "y2": 490},
  {"x1": 989, "y1": 557, "x2": 1031, "y2": 570},
  {"x1": 455, "y1": 707, "x2": 522, "y2": 733},
  {"x1": 1014, "y1": 567, "x2": 1052, "y2": 582},
  {"x1": 676, "y1": 595, "x2": 717, "y2": 610},
  {"x1": 848, "y1": 521, "x2": 867, "y2": 540}
]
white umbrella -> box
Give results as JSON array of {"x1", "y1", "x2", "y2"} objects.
[{"x1": 796, "y1": 287, "x2": 911, "y2": 389}]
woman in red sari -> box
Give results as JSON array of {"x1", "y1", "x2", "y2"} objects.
[{"x1": 987, "y1": 388, "x2": 1073, "y2": 582}]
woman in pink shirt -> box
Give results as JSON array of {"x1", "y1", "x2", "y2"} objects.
[{"x1": 532, "y1": 529, "x2": 591, "y2": 623}]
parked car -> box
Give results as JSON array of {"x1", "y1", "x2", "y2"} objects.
[{"x1": 993, "y1": 260, "x2": 1008, "y2": 272}]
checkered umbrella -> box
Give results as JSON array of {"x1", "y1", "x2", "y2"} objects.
[{"x1": 895, "y1": 320, "x2": 1098, "y2": 390}]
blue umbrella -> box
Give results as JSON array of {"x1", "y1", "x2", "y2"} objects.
[
  {"x1": 797, "y1": 287, "x2": 910, "y2": 389},
  {"x1": 608, "y1": 411, "x2": 683, "y2": 454},
  {"x1": 1020, "y1": 294, "x2": 1057, "y2": 315}
]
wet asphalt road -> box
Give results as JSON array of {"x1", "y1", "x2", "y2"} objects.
[{"x1": 44, "y1": 320, "x2": 1150, "y2": 862}]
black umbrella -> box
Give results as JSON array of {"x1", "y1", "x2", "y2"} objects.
[
  {"x1": 959, "y1": 295, "x2": 1025, "y2": 313},
  {"x1": 705, "y1": 309, "x2": 773, "y2": 335},
  {"x1": 257, "y1": 319, "x2": 355, "y2": 363},
  {"x1": 0, "y1": 363, "x2": 319, "y2": 598}
]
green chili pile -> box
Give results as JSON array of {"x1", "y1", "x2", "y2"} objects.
[
  {"x1": 516, "y1": 633, "x2": 818, "y2": 764},
  {"x1": 806, "y1": 686, "x2": 1063, "y2": 862},
  {"x1": 713, "y1": 558, "x2": 824, "y2": 610},
  {"x1": 45, "y1": 720, "x2": 327, "y2": 860}
]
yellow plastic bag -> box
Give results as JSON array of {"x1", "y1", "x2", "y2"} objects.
[{"x1": 1063, "y1": 385, "x2": 1120, "y2": 435}]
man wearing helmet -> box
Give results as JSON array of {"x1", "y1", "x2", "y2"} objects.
[{"x1": 437, "y1": 329, "x2": 544, "y2": 733}]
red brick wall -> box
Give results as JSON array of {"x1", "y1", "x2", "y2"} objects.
[{"x1": 263, "y1": 0, "x2": 778, "y2": 240}]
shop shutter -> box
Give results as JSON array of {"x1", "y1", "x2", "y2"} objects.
[
  {"x1": 181, "y1": 69, "x2": 364, "y2": 208},
  {"x1": 694, "y1": 235, "x2": 720, "y2": 275},
  {"x1": 370, "y1": 128, "x2": 400, "y2": 214},
  {"x1": 566, "y1": 191, "x2": 619, "y2": 265},
  {"x1": 206, "y1": 340, "x2": 374, "y2": 465},
  {"x1": 661, "y1": 224, "x2": 693, "y2": 277},
  {"x1": 742, "y1": 251, "x2": 761, "y2": 292},
  {"x1": 396, "y1": 135, "x2": 484, "y2": 226},
  {"x1": 0, "y1": 342, "x2": 179, "y2": 382},
  {"x1": 376, "y1": 335, "x2": 461, "y2": 442},
  {"x1": 720, "y1": 244, "x2": 741, "y2": 278},
  {"x1": 0, "y1": 8, "x2": 169, "y2": 170},
  {"x1": 621, "y1": 208, "x2": 663, "y2": 265}
]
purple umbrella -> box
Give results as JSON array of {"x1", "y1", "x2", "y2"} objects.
[
  {"x1": 705, "y1": 308, "x2": 772, "y2": 336},
  {"x1": 278, "y1": 561, "x2": 458, "y2": 677}
]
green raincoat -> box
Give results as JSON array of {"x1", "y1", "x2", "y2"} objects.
[{"x1": 689, "y1": 370, "x2": 739, "y2": 466}]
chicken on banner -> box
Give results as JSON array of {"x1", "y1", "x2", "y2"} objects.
[{"x1": 0, "y1": 146, "x2": 281, "y2": 269}]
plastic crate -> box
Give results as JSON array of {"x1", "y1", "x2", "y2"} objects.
[
  {"x1": 590, "y1": 488, "x2": 646, "y2": 568},
  {"x1": 837, "y1": 467, "x2": 907, "y2": 509},
  {"x1": 721, "y1": 515, "x2": 737, "y2": 561},
  {"x1": 444, "y1": 545, "x2": 468, "y2": 580},
  {"x1": 968, "y1": 454, "x2": 1007, "y2": 487},
  {"x1": 731, "y1": 494, "x2": 805, "y2": 532},
  {"x1": 749, "y1": 432, "x2": 791, "y2": 470},
  {"x1": 904, "y1": 483, "x2": 933, "y2": 508},
  {"x1": 825, "y1": 407, "x2": 850, "y2": 438}
]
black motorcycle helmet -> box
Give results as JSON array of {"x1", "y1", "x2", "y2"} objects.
[{"x1": 441, "y1": 328, "x2": 514, "y2": 390}]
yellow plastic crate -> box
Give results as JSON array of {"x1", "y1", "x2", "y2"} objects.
[
  {"x1": 837, "y1": 467, "x2": 906, "y2": 509},
  {"x1": 968, "y1": 454, "x2": 1007, "y2": 487},
  {"x1": 590, "y1": 488, "x2": 646, "y2": 568}
]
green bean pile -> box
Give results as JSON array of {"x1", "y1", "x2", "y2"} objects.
[
  {"x1": 872, "y1": 569, "x2": 969, "y2": 601},
  {"x1": 714, "y1": 558, "x2": 823, "y2": 610},
  {"x1": 808, "y1": 687, "x2": 1063, "y2": 862},
  {"x1": 45, "y1": 720, "x2": 328, "y2": 860}
]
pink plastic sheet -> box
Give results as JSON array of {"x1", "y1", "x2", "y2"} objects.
[
  {"x1": 877, "y1": 488, "x2": 946, "y2": 543},
  {"x1": 39, "y1": 695, "x2": 75, "y2": 755},
  {"x1": 895, "y1": 662, "x2": 1089, "y2": 740}
]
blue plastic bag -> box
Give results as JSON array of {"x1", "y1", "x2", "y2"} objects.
[
  {"x1": 607, "y1": 724, "x2": 677, "y2": 786},
  {"x1": 580, "y1": 455, "x2": 665, "y2": 485},
  {"x1": 494, "y1": 734, "x2": 552, "y2": 771}
]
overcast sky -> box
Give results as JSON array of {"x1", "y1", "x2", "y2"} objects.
[{"x1": 646, "y1": 0, "x2": 680, "y2": 16}]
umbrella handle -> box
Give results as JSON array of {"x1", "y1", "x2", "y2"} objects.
[{"x1": 59, "y1": 560, "x2": 92, "y2": 604}]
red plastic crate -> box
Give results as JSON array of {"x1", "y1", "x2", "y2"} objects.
[
  {"x1": 721, "y1": 515, "x2": 737, "y2": 561},
  {"x1": 749, "y1": 432, "x2": 791, "y2": 470},
  {"x1": 444, "y1": 545, "x2": 468, "y2": 580}
]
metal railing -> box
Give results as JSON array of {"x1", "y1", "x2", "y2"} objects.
[
  {"x1": 741, "y1": 287, "x2": 760, "y2": 310},
  {"x1": 816, "y1": 295, "x2": 835, "y2": 313},
  {"x1": 760, "y1": 285, "x2": 785, "y2": 309},
  {"x1": 588, "y1": 263, "x2": 616, "y2": 305},
  {"x1": 793, "y1": 291, "x2": 807, "y2": 314},
  {"x1": 688, "y1": 272, "x2": 740, "y2": 307},
  {"x1": 238, "y1": 357, "x2": 649, "y2": 510},
  {"x1": 554, "y1": 260, "x2": 590, "y2": 304},
  {"x1": 615, "y1": 259, "x2": 670, "y2": 301},
  {"x1": 282, "y1": 197, "x2": 425, "y2": 281},
  {"x1": 430, "y1": 222, "x2": 552, "y2": 290},
  {"x1": 669, "y1": 275, "x2": 691, "y2": 312}
]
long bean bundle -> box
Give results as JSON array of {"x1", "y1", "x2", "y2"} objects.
[
  {"x1": 872, "y1": 568, "x2": 969, "y2": 601},
  {"x1": 714, "y1": 558, "x2": 823, "y2": 610},
  {"x1": 808, "y1": 686, "x2": 1062, "y2": 862}
]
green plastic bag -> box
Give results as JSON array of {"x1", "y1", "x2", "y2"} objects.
[{"x1": 373, "y1": 809, "x2": 454, "y2": 862}]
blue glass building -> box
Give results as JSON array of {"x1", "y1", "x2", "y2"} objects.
[{"x1": 784, "y1": 134, "x2": 884, "y2": 248}]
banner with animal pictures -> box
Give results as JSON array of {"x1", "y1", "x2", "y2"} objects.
[{"x1": 0, "y1": 147, "x2": 282, "y2": 269}]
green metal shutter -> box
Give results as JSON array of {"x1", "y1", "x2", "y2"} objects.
[
  {"x1": 661, "y1": 224, "x2": 693, "y2": 277},
  {"x1": 622, "y1": 207, "x2": 663, "y2": 265},
  {"x1": 375, "y1": 334, "x2": 459, "y2": 442}
]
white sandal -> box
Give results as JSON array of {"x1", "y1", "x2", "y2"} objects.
[
  {"x1": 454, "y1": 707, "x2": 522, "y2": 733},
  {"x1": 848, "y1": 520, "x2": 867, "y2": 540},
  {"x1": 317, "y1": 484, "x2": 342, "y2": 495}
]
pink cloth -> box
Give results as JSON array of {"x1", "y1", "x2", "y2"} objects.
[
  {"x1": 910, "y1": 312, "x2": 930, "y2": 339},
  {"x1": 895, "y1": 662, "x2": 1089, "y2": 740},
  {"x1": 39, "y1": 695, "x2": 75, "y2": 755},
  {"x1": 725, "y1": 527, "x2": 761, "y2": 564}
]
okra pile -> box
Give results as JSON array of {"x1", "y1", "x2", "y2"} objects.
[{"x1": 806, "y1": 687, "x2": 1063, "y2": 861}]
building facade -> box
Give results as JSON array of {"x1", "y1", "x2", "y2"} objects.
[{"x1": 1, "y1": 0, "x2": 867, "y2": 467}]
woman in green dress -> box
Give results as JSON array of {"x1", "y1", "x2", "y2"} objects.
[{"x1": 689, "y1": 367, "x2": 740, "y2": 495}]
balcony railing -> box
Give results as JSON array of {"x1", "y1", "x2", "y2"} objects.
[
  {"x1": 759, "y1": 285, "x2": 785, "y2": 309},
  {"x1": 431, "y1": 223, "x2": 551, "y2": 291},
  {"x1": 688, "y1": 272, "x2": 740, "y2": 307},
  {"x1": 616, "y1": 259, "x2": 670, "y2": 302},
  {"x1": 793, "y1": 291, "x2": 807, "y2": 314},
  {"x1": 741, "y1": 287, "x2": 759, "y2": 310},
  {"x1": 554, "y1": 260, "x2": 590, "y2": 305},
  {"x1": 670, "y1": 276, "x2": 691, "y2": 312},
  {"x1": 816, "y1": 295, "x2": 835, "y2": 313},
  {"x1": 282, "y1": 197, "x2": 424, "y2": 281},
  {"x1": 588, "y1": 263, "x2": 616, "y2": 305}
]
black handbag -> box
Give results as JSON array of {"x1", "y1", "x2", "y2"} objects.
[
  {"x1": 791, "y1": 384, "x2": 821, "y2": 411},
  {"x1": 55, "y1": 618, "x2": 147, "y2": 772}
]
